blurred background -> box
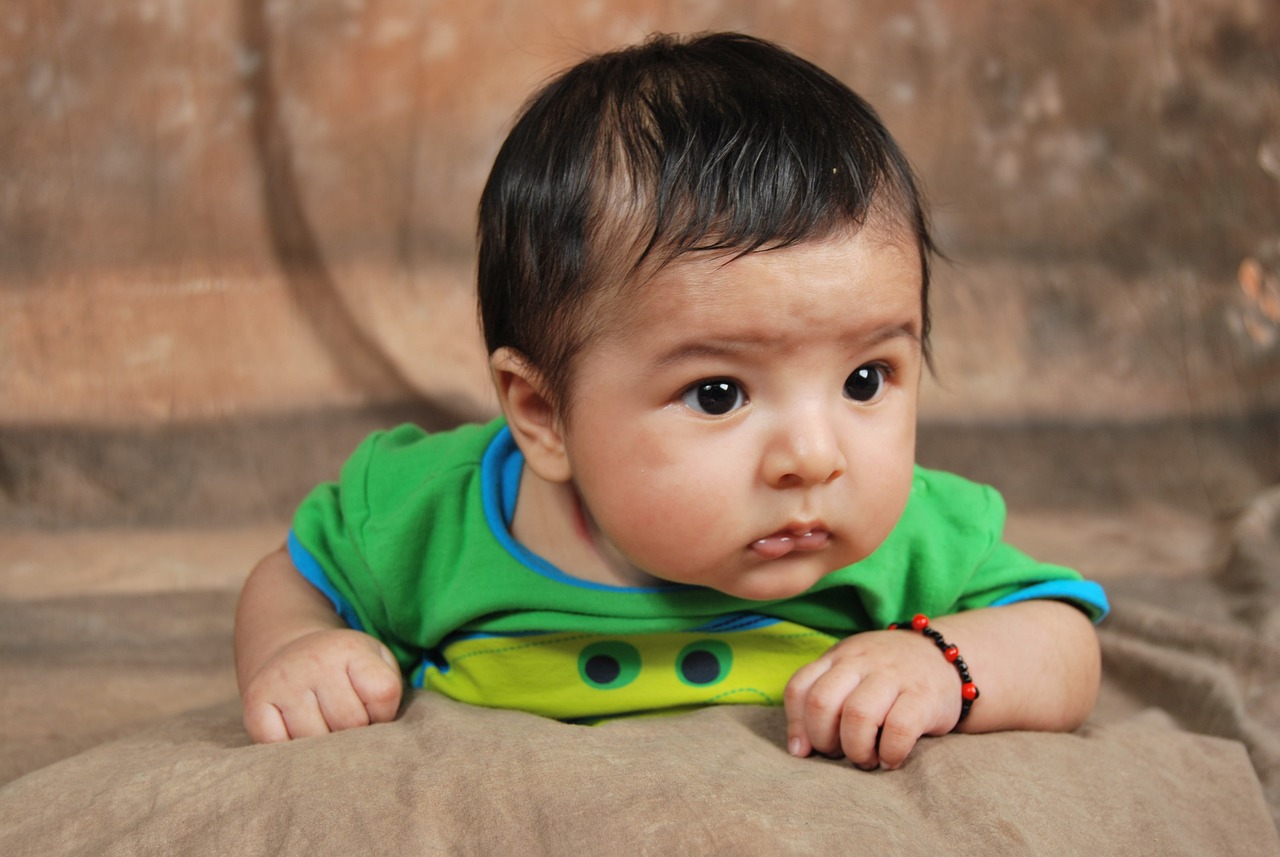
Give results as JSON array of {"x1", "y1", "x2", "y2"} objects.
[
  {"x1": 0, "y1": 0, "x2": 1278, "y2": 783},
  {"x1": 2, "y1": 0, "x2": 1277, "y2": 529}
]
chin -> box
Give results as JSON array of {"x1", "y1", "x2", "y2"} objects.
[
  {"x1": 719, "y1": 569, "x2": 824, "y2": 602},
  {"x1": 732, "y1": 550, "x2": 863, "y2": 601}
]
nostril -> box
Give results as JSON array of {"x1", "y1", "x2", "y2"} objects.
[
  {"x1": 763, "y1": 425, "x2": 846, "y2": 488},
  {"x1": 771, "y1": 471, "x2": 803, "y2": 489}
]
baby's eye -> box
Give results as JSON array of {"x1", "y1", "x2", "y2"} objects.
[
  {"x1": 844, "y1": 364, "x2": 888, "y2": 403},
  {"x1": 681, "y1": 380, "x2": 746, "y2": 416}
]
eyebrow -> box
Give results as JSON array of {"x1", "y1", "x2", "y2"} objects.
[
  {"x1": 856, "y1": 321, "x2": 923, "y2": 350},
  {"x1": 647, "y1": 321, "x2": 922, "y2": 370}
]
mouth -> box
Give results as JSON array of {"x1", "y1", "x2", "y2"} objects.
[{"x1": 749, "y1": 525, "x2": 830, "y2": 560}]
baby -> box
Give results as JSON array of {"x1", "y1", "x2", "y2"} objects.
[{"x1": 235, "y1": 32, "x2": 1108, "y2": 770}]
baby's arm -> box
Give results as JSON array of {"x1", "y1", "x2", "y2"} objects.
[
  {"x1": 234, "y1": 546, "x2": 403, "y2": 743},
  {"x1": 783, "y1": 599, "x2": 1099, "y2": 769}
]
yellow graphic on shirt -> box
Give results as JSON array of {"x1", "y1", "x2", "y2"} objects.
[{"x1": 412, "y1": 619, "x2": 838, "y2": 720}]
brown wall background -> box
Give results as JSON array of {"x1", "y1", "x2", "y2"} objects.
[{"x1": 2, "y1": 0, "x2": 1278, "y2": 526}]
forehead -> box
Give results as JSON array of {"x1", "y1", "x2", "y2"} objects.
[{"x1": 598, "y1": 227, "x2": 925, "y2": 351}]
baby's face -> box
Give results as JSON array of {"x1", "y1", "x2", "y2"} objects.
[{"x1": 558, "y1": 228, "x2": 923, "y2": 601}]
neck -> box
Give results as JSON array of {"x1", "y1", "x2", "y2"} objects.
[{"x1": 510, "y1": 464, "x2": 662, "y2": 589}]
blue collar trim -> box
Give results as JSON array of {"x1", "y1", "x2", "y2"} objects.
[{"x1": 479, "y1": 424, "x2": 684, "y2": 594}]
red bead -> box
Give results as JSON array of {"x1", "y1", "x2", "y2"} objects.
[
  {"x1": 911, "y1": 614, "x2": 929, "y2": 632},
  {"x1": 961, "y1": 682, "x2": 979, "y2": 701},
  {"x1": 944, "y1": 645, "x2": 959, "y2": 662},
  {"x1": 888, "y1": 623, "x2": 899, "y2": 630}
]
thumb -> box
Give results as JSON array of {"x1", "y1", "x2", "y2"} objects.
[{"x1": 376, "y1": 641, "x2": 400, "y2": 672}]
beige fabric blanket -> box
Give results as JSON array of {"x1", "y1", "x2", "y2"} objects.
[
  {"x1": 2, "y1": 488, "x2": 1279, "y2": 854},
  {"x1": 0, "y1": 697, "x2": 1272, "y2": 856}
]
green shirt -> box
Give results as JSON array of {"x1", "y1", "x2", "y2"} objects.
[{"x1": 289, "y1": 419, "x2": 1107, "y2": 719}]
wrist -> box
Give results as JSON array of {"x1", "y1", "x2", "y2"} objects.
[{"x1": 889, "y1": 614, "x2": 979, "y2": 729}]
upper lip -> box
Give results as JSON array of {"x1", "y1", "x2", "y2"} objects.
[{"x1": 772, "y1": 520, "x2": 828, "y2": 538}]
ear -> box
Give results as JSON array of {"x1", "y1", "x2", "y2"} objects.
[{"x1": 489, "y1": 348, "x2": 573, "y2": 483}]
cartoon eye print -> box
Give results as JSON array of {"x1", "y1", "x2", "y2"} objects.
[
  {"x1": 577, "y1": 638, "x2": 735, "y2": 692},
  {"x1": 578, "y1": 641, "x2": 642, "y2": 689},
  {"x1": 676, "y1": 640, "x2": 733, "y2": 687},
  {"x1": 419, "y1": 622, "x2": 838, "y2": 718}
]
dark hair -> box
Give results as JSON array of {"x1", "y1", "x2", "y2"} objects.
[{"x1": 478, "y1": 32, "x2": 936, "y2": 409}]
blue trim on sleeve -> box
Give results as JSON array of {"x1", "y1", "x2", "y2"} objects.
[
  {"x1": 287, "y1": 531, "x2": 366, "y2": 632},
  {"x1": 990, "y1": 579, "x2": 1110, "y2": 622},
  {"x1": 480, "y1": 426, "x2": 687, "y2": 594}
]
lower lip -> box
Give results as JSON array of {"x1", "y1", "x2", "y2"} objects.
[{"x1": 750, "y1": 530, "x2": 830, "y2": 560}]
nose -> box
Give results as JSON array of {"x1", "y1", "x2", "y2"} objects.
[{"x1": 761, "y1": 412, "x2": 847, "y2": 489}]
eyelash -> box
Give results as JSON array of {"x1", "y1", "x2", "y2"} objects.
[
  {"x1": 681, "y1": 379, "x2": 746, "y2": 416},
  {"x1": 678, "y1": 362, "x2": 894, "y2": 416}
]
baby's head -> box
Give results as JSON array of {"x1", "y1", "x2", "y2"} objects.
[
  {"x1": 478, "y1": 32, "x2": 935, "y2": 414},
  {"x1": 479, "y1": 33, "x2": 935, "y2": 597}
]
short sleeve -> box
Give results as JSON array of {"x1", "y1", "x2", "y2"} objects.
[
  {"x1": 931, "y1": 476, "x2": 1108, "y2": 622},
  {"x1": 873, "y1": 468, "x2": 1110, "y2": 624},
  {"x1": 287, "y1": 427, "x2": 423, "y2": 668},
  {"x1": 956, "y1": 540, "x2": 1110, "y2": 621}
]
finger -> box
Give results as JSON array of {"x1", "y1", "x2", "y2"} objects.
[
  {"x1": 348, "y1": 654, "x2": 404, "y2": 725},
  {"x1": 837, "y1": 675, "x2": 901, "y2": 770},
  {"x1": 800, "y1": 662, "x2": 865, "y2": 758},
  {"x1": 277, "y1": 688, "x2": 332, "y2": 740},
  {"x1": 244, "y1": 701, "x2": 290, "y2": 744},
  {"x1": 876, "y1": 693, "x2": 934, "y2": 770},
  {"x1": 783, "y1": 658, "x2": 832, "y2": 757},
  {"x1": 314, "y1": 679, "x2": 374, "y2": 733}
]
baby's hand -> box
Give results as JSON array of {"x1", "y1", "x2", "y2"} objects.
[
  {"x1": 240, "y1": 629, "x2": 403, "y2": 743},
  {"x1": 783, "y1": 629, "x2": 962, "y2": 770}
]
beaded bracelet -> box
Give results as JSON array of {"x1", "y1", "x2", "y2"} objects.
[{"x1": 888, "y1": 614, "x2": 980, "y2": 727}]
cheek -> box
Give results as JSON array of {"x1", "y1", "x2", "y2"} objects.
[
  {"x1": 843, "y1": 419, "x2": 917, "y2": 553},
  {"x1": 577, "y1": 436, "x2": 740, "y2": 559},
  {"x1": 595, "y1": 459, "x2": 732, "y2": 533},
  {"x1": 881, "y1": 466, "x2": 915, "y2": 533}
]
